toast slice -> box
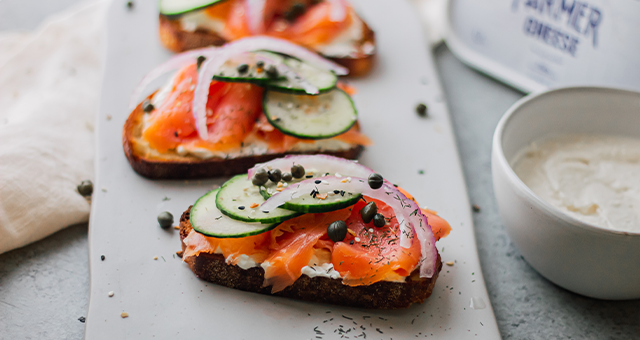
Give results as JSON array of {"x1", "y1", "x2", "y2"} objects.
[
  {"x1": 158, "y1": 14, "x2": 376, "y2": 77},
  {"x1": 179, "y1": 207, "x2": 442, "y2": 309},
  {"x1": 123, "y1": 97, "x2": 364, "y2": 179}
]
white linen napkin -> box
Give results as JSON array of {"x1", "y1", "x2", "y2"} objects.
[
  {"x1": 0, "y1": 1, "x2": 105, "y2": 254},
  {"x1": 0, "y1": 0, "x2": 445, "y2": 255}
]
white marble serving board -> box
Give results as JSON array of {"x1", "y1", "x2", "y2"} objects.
[{"x1": 85, "y1": 0, "x2": 500, "y2": 338}]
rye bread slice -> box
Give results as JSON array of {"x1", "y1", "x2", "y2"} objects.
[
  {"x1": 123, "y1": 97, "x2": 364, "y2": 179},
  {"x1": 179, "y1": 207, "x2": 442, "y2": 309},
  {"x1": 158, "y1": 14, "x2": 376, "y2": 77}
]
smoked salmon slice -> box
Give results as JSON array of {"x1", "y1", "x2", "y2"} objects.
[{"x1": 183, "y1": 194, "x2": 444, "y2": 292}]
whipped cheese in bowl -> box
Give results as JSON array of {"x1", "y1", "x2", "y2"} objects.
[{"x1": 512, "y1": 134, "x2": 640, "y2": 233}]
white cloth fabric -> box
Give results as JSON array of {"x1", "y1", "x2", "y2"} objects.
[{"x1": 0, "y1": 1, "x2": 105, "y2": 254}]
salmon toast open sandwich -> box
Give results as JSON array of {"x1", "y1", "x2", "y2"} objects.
[
  {"x1": 158, "y1": 0, "x2": 376, "y2": 76},
  {"x1": 179, "y1": 154, "x2": 451, "y2": 308},
  {"x1": 123, "y1": 37, "x2": 371, "y2": 179}
]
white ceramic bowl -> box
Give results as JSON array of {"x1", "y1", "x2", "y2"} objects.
[{"x1": 492, "y1": 87, "x2": 640, "y2": 300}]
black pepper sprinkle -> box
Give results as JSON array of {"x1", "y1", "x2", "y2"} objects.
[
  {"x1": 266, "y1": 65, "x2": 279, "y2": 79},
  {"x1": 174, "y1": 131, "x2": 178, "y2": 137},
  {"x1": 237, "y1": 63, "x2": 249, "y2": 74},
  {"x1": 306, "y1": 175, "x2": 314, "y2": 178},
  {"x1": 472, "y1": 204, "x2": 481, "y2": 212},
  {"x1": 333, "y1": 190, "x2": 340, "y2": 194},
  {"x1": 196, "y1": 56, "x2": 206, "y2": 69},
  {"x1": 238, "y1": 206, "x2": 245, "y2": 210},
  {"x1": 315, "y1": 180, "x2": 322, "y2": 184},
  {"x1": 78, "y1": 316, "x2": 86, "y2": 323},
  {"x1": 416, "y1": 103, "x2": 428, "y2": 117},
  {"x1": 100, "y1": 255, "x2": 105, "y2": 261},
  {"x1": 142, "y1": 100, "x2": 154, "y2": 113}
]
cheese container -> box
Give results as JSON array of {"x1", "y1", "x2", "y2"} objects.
[{"x1": 445, "y1": 0, "x2": 640, "y2": 93}]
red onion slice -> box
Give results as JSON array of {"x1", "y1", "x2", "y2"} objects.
[
  {"x1": 216, "y1": 36, "x2": 348, "y2": 75},
  {"x1": 192, "y1": 55, "x2": 226, "y2": 140},
  {"x1": 248, "y1": 154, "x2": 375, "y2": 179},
  {"x1": 260, "y1": 176, "x2": 438, "y2": 278},
  {"x1": 128, "y1": 47, "x2": 218, "y2": 110},
  {"x1": 246, "y1": 0, "x2": 267, "y2": 34},
  {"x1": 327, "y1": 0, "x2": 347, "y2": 22}
]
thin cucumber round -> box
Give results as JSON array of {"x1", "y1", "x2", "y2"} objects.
[
  {"x1": 263, "y1": 88, "x2": 357, "y2": 139},
  {"x1": 260, "y1": 179, "x2": 362, "y2": 214},
  {"x1": 212, "y1": 51, "x2": 286, "y2": 84},
  {"x1": 191, "y1": 189, "x2": 278, "y2": 238},
  {"x1": 265, "y1": 57, "x2": 337, "y2": 94},
  {"x1": 159, "y1": 0, "x2": 227, "y2": 18},
  {"x1": 215, "y1": 174, "x2": 301, "y2": 223}
]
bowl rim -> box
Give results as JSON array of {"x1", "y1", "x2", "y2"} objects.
[{"x1": 493, "y1": 86, "x2": 640, "y2": 237}]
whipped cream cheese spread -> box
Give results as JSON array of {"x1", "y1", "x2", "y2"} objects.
[{"x1": 512, "y1": 134, "x2": 640, "y2": 233}]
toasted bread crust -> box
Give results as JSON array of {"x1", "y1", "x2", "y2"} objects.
[
  {"x1": 179, "y1": 207, "x2": 442, "y2": 309},
  {"x1": 158, "y1": 14, "x2": 376, "y2": 77},
  {"x1": 123, "y1": 97, "x2": 364, "y2": 179}
]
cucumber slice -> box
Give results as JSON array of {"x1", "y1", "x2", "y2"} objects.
[
  {"x1": 212, "y1": 51, "x2": 286, "y2": 84},
  {"x1": 191, "y1": 189, "x2": 278, "y2": 238},
  {"x1": 265, "y1": 57, "x2": 337, "y2": 94},
  {"x1": 159, "y1": 0, "x2": 227, "y2": 17},
  {"x1": 215, "y1": 174, "x2": 301, "y2": 223},
  {"x1": 263, "y1": 89, "x2": 357, "y2": 139},
  {"x1": 260, "y1": 179, "x2": 362, "y2": 213}
]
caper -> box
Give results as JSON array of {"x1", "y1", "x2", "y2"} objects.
[
  {"x1": 291, "y1": 164, "x2": 305, "y2": 178},
  {"x1": 373, "y1": 213, "x2": 386, "y2": 228},
  {"x1": 416, "y1": 103, "x2": 428, "y2": 117},
  {"x1": 196, "y1": 56, "x2": 206, "y2": 70},
  {"x1": 157, "y1": 211, "x2": 174, "y2": 229},
  {"x1": 368, "y1": 173, "x2": 384, "y2": 189},
  {"x1": 142, "y1": 100, "x2": 154, "y2": 113},
  {"x1": 253, "y1": 168, "x2": 269, "y2": 186},
  {"x1": 360, "y1": 201, "x2": 377, "y2": 224},
  {"x1": 77, "y1": 180, "x2": 93, "y2": 196},
  {"x1": 282, "y1": 172, "x2": 293, "y2": 182},
  {"x1": 252, "y1": 175, "x2": 268, "y2": 186},
  {"x1": 266, "y1": 65, "x2": 279, "y2": 79},
  {"x1": 237, "y1": 63, "x2": 249, "y2": 74},
  {"x1": 327, "y1": 220, "x2": 348, "y2": 243},
  {"x1": 268, "y1": 168, "x2": 282, "y2": 183}
]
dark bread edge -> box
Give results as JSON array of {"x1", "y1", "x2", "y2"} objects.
[
  {"x1": 179, "y1": 207, "x2": 442, "y2": 309},
  {"x1": 158, "y1": 14, "x2": 376, "y2": 77},
  {"x1": 122, "y1": 97, "x2": 364, "y2": 179}
]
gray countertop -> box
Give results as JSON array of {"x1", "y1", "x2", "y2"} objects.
[{"x1": 1, "y1": 1, "x2": 638, "y2": 339}]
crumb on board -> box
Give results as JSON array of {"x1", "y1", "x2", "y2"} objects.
[
  {"x1": 446, "y1": 261, "x2": 454, "y2": 266},
  {"x1": 153, "y1": 256, "x2": 158, "y2": 260},
  {"x1": 120, "y1": 312, "x2": 129, "y2": 318},
  {"x1": 108, "y1": 291, "x2": 114, "y2": 297}
]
